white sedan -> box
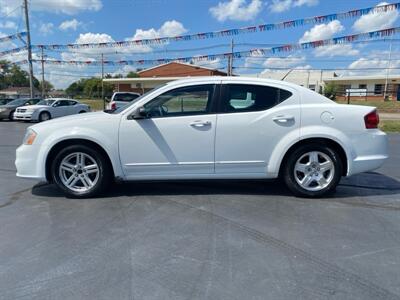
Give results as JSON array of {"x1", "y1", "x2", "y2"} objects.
[
  {"x1": 15, "y1": 77, "x2": 388, "y2": 198},
  {"x1": 14, "y1": 98, "x2": 90, "y2": 122}
]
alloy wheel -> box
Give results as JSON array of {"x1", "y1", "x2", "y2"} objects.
[
  {"x1": 293, "y1": 151, "x2": 335, "y2": 192},
  {"x1": 59, "y1": 152, "x2": 100, "y2": 193}
]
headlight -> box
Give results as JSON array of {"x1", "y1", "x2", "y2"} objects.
[
  {"x1": 0, "y1": 108, "x2": 6, "y2": 113},
  {"x1": 23, "y1": 129, "x2": 37, "y2": 145}
]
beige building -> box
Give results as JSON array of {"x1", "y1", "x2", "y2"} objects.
[{"x1": 248, "y1": 70, "x2": 336, "y2": 93}]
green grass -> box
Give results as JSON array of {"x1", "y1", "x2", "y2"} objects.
[
  {"x1": 79, "y1": 99, "x2": 105, "y2": 111},
  {"x1": 379, "y1": 120, "x2": 400, "y2": 132},
  {"x1": 337, "y1": 100, "x2": 400, "y2": 113}
]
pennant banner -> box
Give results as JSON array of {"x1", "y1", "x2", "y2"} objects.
[
  {"x1": 0, "y1": 46, "x2": 27, "y2": 58},
  {"x1": 0, "y1": 32, "x2": 27, "y2": 45},
  {"x1": 32, "y1": 2, "x2": 400, "y2": 50},
  {"x1": 30, "y1": 27, "x2": 400, "y2": 67}
]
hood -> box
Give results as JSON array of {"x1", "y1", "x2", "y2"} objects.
[
  {"x1": 21, "y1": 105, "x2": 49, "y2": 110},
  {"x1": 2, "y1": 103, "x2": 24, "y2": 109},
  {"x1": 30, "y1": 111, "x2": 117, "y2": 131}
]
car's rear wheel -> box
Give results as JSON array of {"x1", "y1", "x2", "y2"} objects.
[
  {"x1": 39, "y1": 111, "x2": 51, "y2": 122},
  {"x1": 282, "y1": 144, "x2": 342, "y2": 198},
  {"x1": 51, "y1": 145, "x2": 111, "y2": 198},
  {"x1": 79, "y1": 110, "x2": 86, "y2": 114}
]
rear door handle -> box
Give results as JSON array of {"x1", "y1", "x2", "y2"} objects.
[
  {"x1": 190, "y1": 120, "x2": 211, "y2": 127},
  {"x1": 272, "y1": 115, "x2": 295, "y2": 123}
]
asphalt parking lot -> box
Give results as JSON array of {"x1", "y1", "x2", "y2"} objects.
[{"x1": 1, "y1": 121, "x2": 400, "y2": 300}]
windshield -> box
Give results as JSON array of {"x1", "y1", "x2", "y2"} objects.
[
  {"x1": 7, "y1": 99, "x2": 29, "y2": 106},
  {"x1": 111, "y1": 84, "x2": 167, "y2": 114},
  {"x1": 37, "y1": 99, "x2": 56, "y2": 106}
]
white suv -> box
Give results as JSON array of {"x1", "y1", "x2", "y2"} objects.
[
  {"x1": 106, "y1": 92, "x2": 140, "y2": 110},
  {"x1": 16, "y1": 77, "x2": 388, "y2": 198}
]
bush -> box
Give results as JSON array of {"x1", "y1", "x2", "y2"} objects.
[{"x1": 323, "y1": 83, "x2": 338, "y2": 100}]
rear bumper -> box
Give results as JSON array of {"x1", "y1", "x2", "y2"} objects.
[
  {"x1": 347, "y1": 130, "x2": 388, "y2": 176},
  {"x1": 0, "y1": 110, "x2": 10, "y2": 119}
]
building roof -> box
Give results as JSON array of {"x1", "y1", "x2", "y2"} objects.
[
  {"x1": 103, "y1": 77, "x2": 184, "y2": 84},
  {"x1": 137, "y1": 61, "x2": 227, "y2": 75},
  {"x1": 324, "y1": 74, "x2": 400, "y2": 82}
]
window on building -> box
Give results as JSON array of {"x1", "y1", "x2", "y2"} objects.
[
  {"x1": 359, "y1": 84, "x2": 367, "y2": 90},
  {"x1": 339, "y1": 85, "x2": 351, "y2": 95},
  {"x1": 374, "y1": 84, "x2": 383, "y2": 95}
]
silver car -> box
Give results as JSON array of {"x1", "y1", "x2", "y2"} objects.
[
  {"x1": 0, "y1": 98, "x2": 41, "y2": 121},
  {"x1": 14, "y1": 98, "x2": 90, "y2": 122}
]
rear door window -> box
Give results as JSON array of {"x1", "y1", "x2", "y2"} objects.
[{"x1": 219, "y1": 84, "x2": 292, "y2": 113}]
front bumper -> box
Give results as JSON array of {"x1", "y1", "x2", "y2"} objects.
[
  {"x1": 15, "y1": 144, "x2": 46, "y2": 180},
  {"x1": 14, "y1": 112, "x2": 34, "y2": 121}
]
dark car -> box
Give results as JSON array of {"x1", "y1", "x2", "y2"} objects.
[
  {"x1": 0, "y1": 98, "x2": 41, "y2": 121},
  {"x1": 0, "y1": 98, "x2": 14, "y2": 106}
]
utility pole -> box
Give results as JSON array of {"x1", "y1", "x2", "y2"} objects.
[
  {"x1": 23, "y1": 0, "x2": 34, "y2": 98},
  {"x1": 383, "y1": 36, "x2": 393, "y2": 101},
  {"x1": 101, "y1": 53, "x2": 105, "y2": 110},
  {"x1": 228, "y1": 39, "x2": 234, "y2": 76},
  {"x1": 41, "y1": 47, "x2": 45, "y2": 98}
]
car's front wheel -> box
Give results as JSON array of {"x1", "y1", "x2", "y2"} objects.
[
  {"x1": 39, "y1": 111, "x2": 51, "y2": 122},
  {"x1": 282, "y1": 144, "x2": 342, "y2": 198},
  {"x1": 8, "y1": 110, "x2": 15, "y2": 121},
  {"x1": 51, "y1": 145, "x2": 111, "y2": 198}
]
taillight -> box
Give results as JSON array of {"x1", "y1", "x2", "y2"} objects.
[
  {"x1": 111, "y1": 102, "x2": 116, "y2": 110},
  {"x1": 364, "y1": 110, "x2": 379, "y2": 129}
]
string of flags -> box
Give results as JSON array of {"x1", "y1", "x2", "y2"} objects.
[
  {"x1": 0, "y1": 32, "x2": 27, "y2": 45},
  {"x1": 0, "y1": 46, "x2": 27, "y2": 58},
  {"x1": 30, "y1": 2, "x2": 400, "y2": 50},
  {"x1": 21, "y1": 27, "x2": 400, "y2": 67}
]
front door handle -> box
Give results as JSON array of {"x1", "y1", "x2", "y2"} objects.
[
  {"x1": 272, "y1": 115, "x2": 295, "y2": 123},
  {"x1": 190, "y1": 120, "x2": 211, "y2": 127}
]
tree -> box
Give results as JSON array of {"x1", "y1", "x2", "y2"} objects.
[
  {"x1": 66, "y1": 77, "x2": 113, "y2": 99},
  {"x1": 323, "y1": 82, "x2": 338, "y2": 100},
  {"x1": 0, "y1": 60, "x2": 40, "y2": 89},
  {"x1": 126, "y1": 71, "x2": 139, "y2": 78},
  {"x1": 38, "y1": 80, "x2": 54, "y2": 93}
]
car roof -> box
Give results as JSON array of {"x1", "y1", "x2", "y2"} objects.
[
  {"x1": 44, "y1": 98, "x2": 77, "y2": 101},
  {"x1": 164, "y1": 76, "x2": 304, "y2": 91}
]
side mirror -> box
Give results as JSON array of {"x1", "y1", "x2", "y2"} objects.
[
  {"x1": 132, "y1": 106, "x2": 149, "y2": 119},
  {"x1": 24, "y1": 103, "x2": 29, "y2": 106}
]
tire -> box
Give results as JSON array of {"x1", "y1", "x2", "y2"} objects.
[
  {"x1": 39, "y1": 111, "x2": 51, "y2": 122},
  {"x1": 8, "y1": 110, "x2": 15, "y2": 121},
  {"x1": 79, "y1": 110, "x2": 86, "y2": 114},
  {"x1": 51, "y1": 144, "x2": 111, "y2": 198},
  {"x1": 282, "y1": 143, "x2": 342, "y2": 198}
]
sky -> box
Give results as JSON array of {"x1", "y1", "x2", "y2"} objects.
[{"x1": 1, "y1": 0, "x2": 400, "y2": 88}]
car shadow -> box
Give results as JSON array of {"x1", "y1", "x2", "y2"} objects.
[{"x1": 32, "y1": 171, "x2": 400, "y2": 204}]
